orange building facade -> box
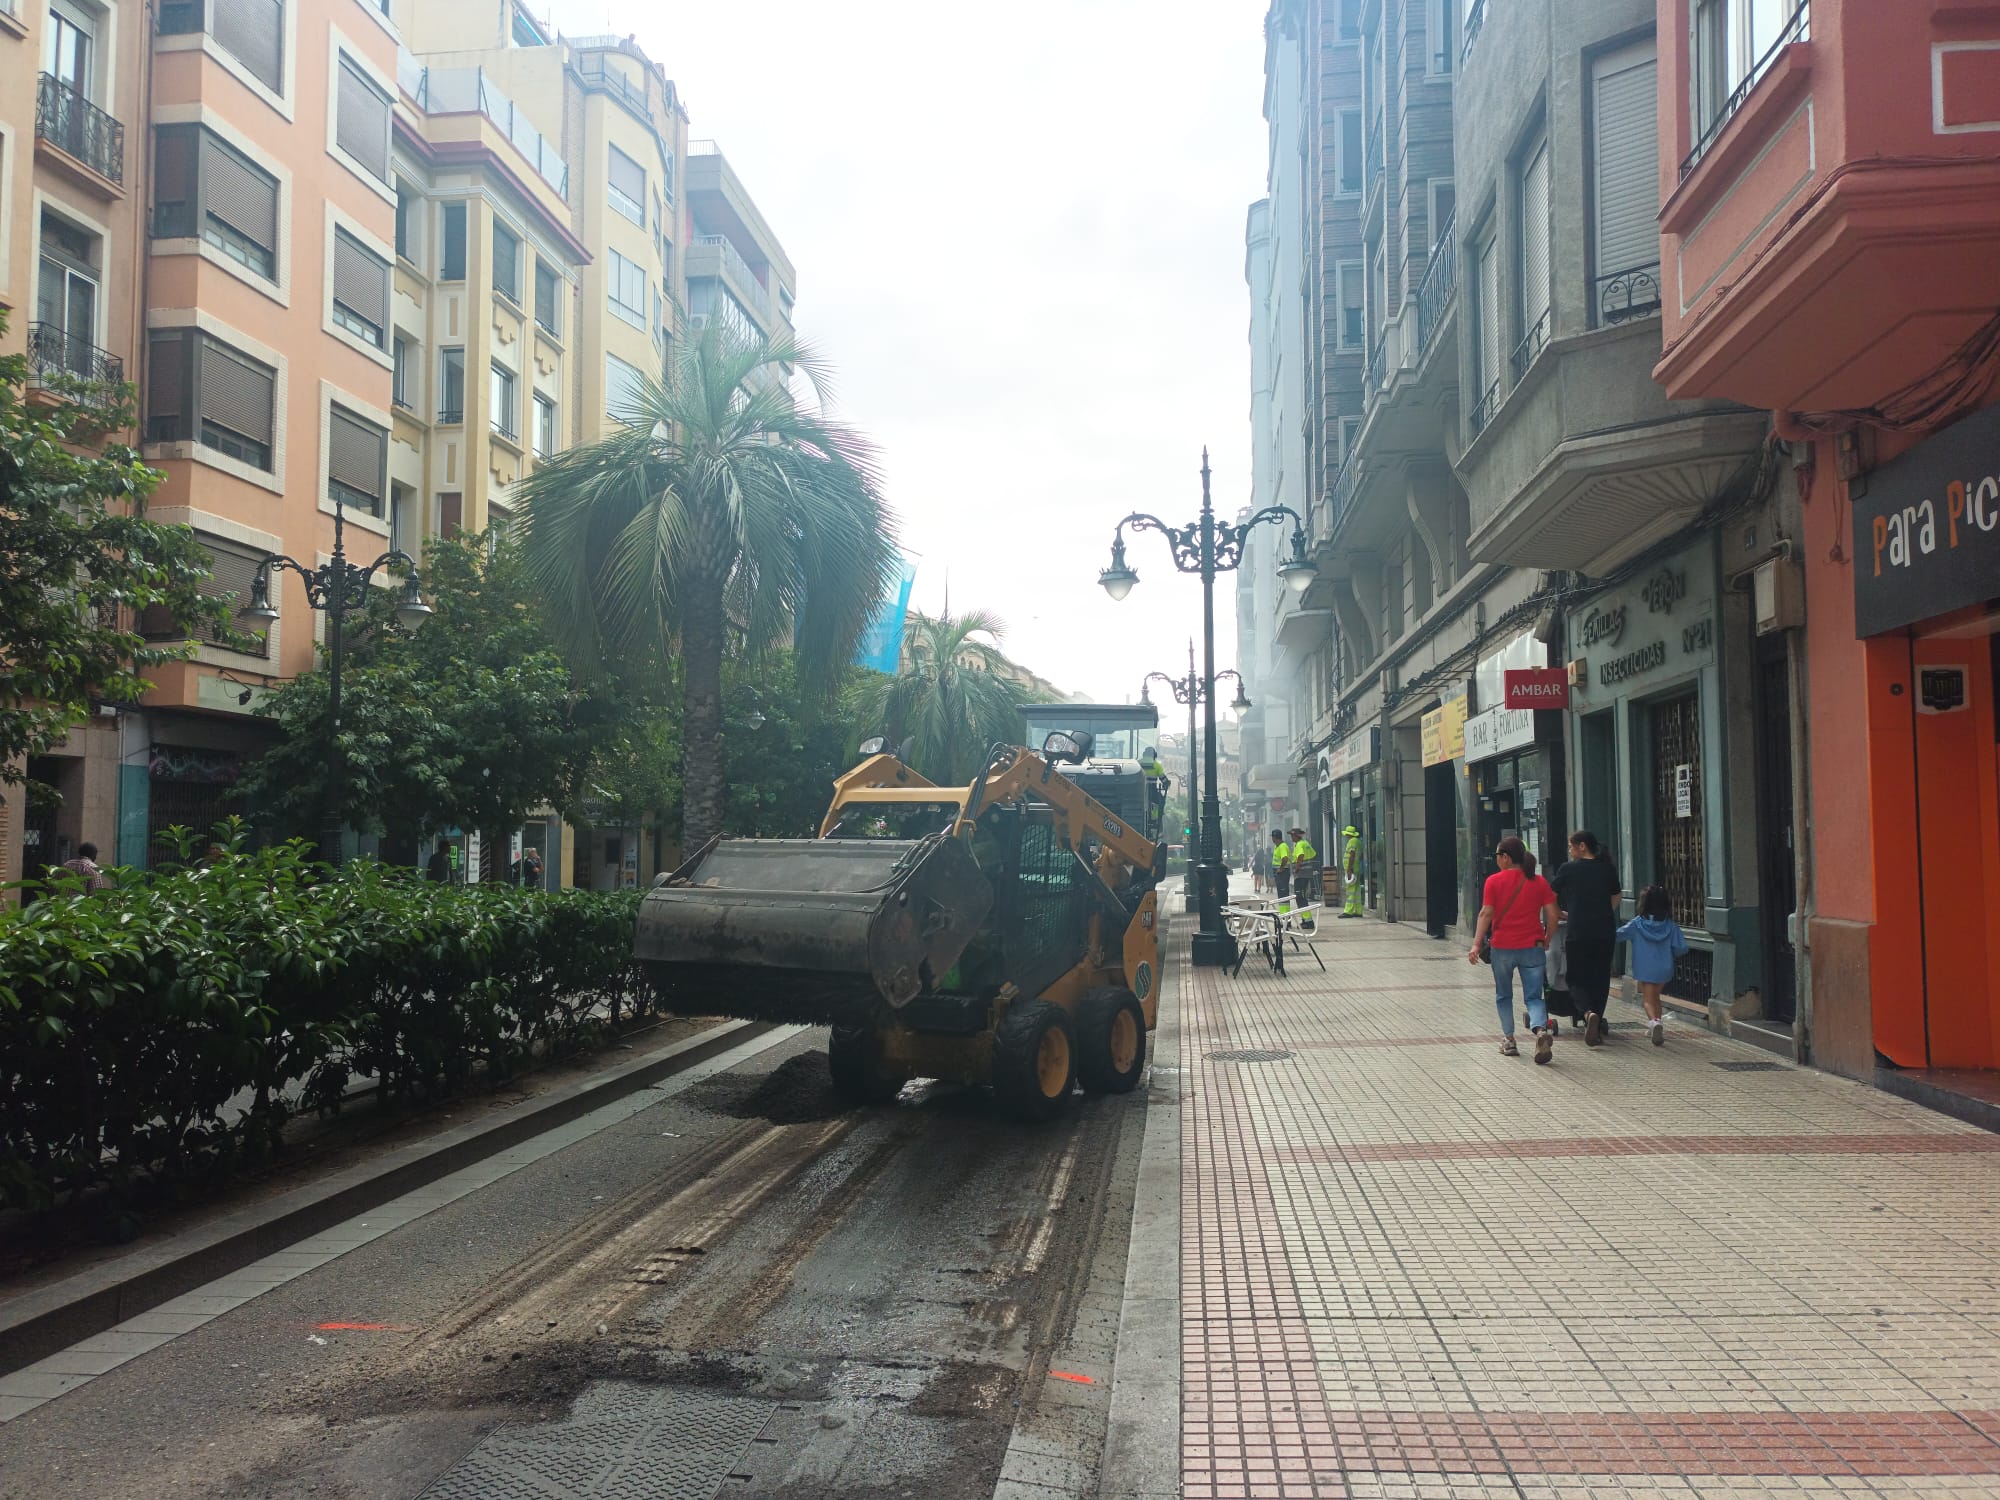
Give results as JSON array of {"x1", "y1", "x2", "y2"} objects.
[{"x1": 1654, "y1": 0, "x2": 2000, "y2": 1096}]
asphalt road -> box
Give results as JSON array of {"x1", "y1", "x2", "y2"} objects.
[{"x1": 0, "y1": 1028, "x2": 1145, "y2": 1500}]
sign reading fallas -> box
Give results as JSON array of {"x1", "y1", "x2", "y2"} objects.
[{"x1": 1853, "y1": 403, "x2": 2000, "y2": 638}]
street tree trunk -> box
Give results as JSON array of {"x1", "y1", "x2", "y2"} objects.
[{"x1": 680, "y1": 571, "x2": 728, "y2": 850}]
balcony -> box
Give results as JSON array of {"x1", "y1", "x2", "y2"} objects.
[
  {"x1": 1680, "y1": 2, "x2": 1809, "y2": 180},
  {"x1": 1509, "y1": 310, "x2": 1550, "y2": 383},
  {"x1": 1461, "y1": 0, "x2": 1488, "y2": 64},
  {"x1": 1365, "y1": 334, "x2": 1388, "y2": 396},
  {"x1": 26, "y1": 323, "x2": 125, "y2": 413},
  {"x1": 35, "y1": 73, "x2": 124, "y2": 189},
  {"x1": 1415, "y1": 213, "x2": 1457, "y2": 353},
  {"x1": 406, "y1": 66, "x2": 567, "y2": 200}
]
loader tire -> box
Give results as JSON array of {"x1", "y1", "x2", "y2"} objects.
[
  {"x1": 1077, "y1": 988, "x2": 1146, "y2": 1094},
  {"x1": 991, "y1": 1001, "x2": 1077, "y2": 1122},
  {"x1": 828, "y1": 1025, "x2": 902, "y2": 1107}
]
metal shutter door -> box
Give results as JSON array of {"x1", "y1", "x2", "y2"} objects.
[
  {"x1": 212, "y1": 0, "x2": 282, "y2": 93},
  {"x1": 198, "y1": 337, "x2": 275, "y2": 444},
  {"x1": 1592, "y1": 42, "x2": 1659, "y2": 280},
  {"x1": 332, "y1": 230, "x2": 387, "y2": 328},
  {"x1": 201, "y1": 131, "x2": 279, "y2": 252},
  {"x1": 327, "y1": 407, "x2": 386, "y2": 507},
  {"x1": 336, "y1": 57, "x2": 389, "y2": 180},
  {"x1": 1520, "y1": 138, "x2": 1550, "y2": 331}
]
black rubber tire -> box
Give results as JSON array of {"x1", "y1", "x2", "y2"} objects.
[
  {"x1": 991, "y1": 1001, "x2": 1078, "y2": 1122},
  {"x1": 828, "y1": 1025, "x2": 902, "y2": 1107},
  {"x1": 1077, "y1": 988, "x2": 1147, "y2": 1094}
]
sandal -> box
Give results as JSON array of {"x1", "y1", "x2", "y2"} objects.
[{"x1": 1499, "y1": 1037, "x2": 1520, "y2": 1057}]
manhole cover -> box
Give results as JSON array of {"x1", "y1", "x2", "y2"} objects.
[
  {"x1": 1712, "y1": 1060, "x2": 1787, "y2": 1072},
  {"x1": 1205, "y1": 1049, "x2": 1294, "y2": 1063}
]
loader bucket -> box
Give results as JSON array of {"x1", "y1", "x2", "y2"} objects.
[{"x1": 633, "y1": 834, "x2": 995, "y2": 1026}]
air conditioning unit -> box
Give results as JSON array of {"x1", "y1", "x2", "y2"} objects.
[{"x1": 1753, "y1": 557, "x2": 1803, "y2": 635}]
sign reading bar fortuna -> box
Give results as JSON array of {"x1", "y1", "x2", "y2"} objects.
[{"x1": 1853, "y1": 403, "x2": 2000, "y2": 638}]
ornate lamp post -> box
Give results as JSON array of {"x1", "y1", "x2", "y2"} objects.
[
  {"x1": 237, "y1": 491, "x2": 432, "y2": 864},
  {"x1": 1142, "y1": 643, "x2": 1249, "y2": 915},
  {"x1": 1101, "y1": 449, "x2": 1314, "y2": 966}
]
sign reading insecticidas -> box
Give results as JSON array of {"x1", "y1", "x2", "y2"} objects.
[{"x1": 1853, "y1": 403, "x2": 2000, "y2": 638}]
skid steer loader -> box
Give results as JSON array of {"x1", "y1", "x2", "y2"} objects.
[{"x1": 633, "y1": 734, "x2": 1165, "y2": 1120}]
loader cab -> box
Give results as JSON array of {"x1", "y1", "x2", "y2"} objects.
[{"x1": 1019, "y1": 702, "x2": 1160, "y2": 839}]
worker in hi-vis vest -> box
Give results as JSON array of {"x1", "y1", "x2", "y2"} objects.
[
  {"x1": 1269, "y1": 827, "x2": 1292, "y2": 911},
  {"x1": 1340, "y1": 824, "x2": 1365, "y2": 917},
  {"x1": 1289, "y1": 826, "x2": 1320, "y2": 928}
]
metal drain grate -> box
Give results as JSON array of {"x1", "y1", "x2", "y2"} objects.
[
  {"x1": 1205, "y1": 1049, "x2": 1295, "y2": 1063},
  {"x1": 421, "y1": 1381, "x2": 776, "y2": 1500},
  {"x1": 1712, "y1": 1060, "x2": 1787, "y2": 1073}
]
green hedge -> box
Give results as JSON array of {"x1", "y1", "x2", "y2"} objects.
[{"x1": 0, "y1": 834, "x2": 657, "y2": 1211}]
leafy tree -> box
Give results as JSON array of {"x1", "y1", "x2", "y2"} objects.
[
  {"x1": 849, "y1": 610, "x2": 1044, "y2": 784},
  {"x1": 0, "y1": 323, "x2": 229, "y2": 792},
  {"x1": 238, "y1": 532, "x2": 637, "y2": 844},
  {"x1": 513, "y1": 320, "x2": 898, "y2": 849}
]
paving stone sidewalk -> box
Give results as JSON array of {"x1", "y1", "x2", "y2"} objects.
[{"x1": 1180, "y1": 914, "x2": 2000, "y2": 1499}]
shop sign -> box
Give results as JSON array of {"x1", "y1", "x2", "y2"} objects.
[
  {"x1": 1566, "y1": 540, "x2": 1718, "y2": 697},
  {"x1": 1420, "y1": 700, "x2": 1466, "y2": 766},
  {"x1": 1852, "y1": 403, "x2": 2000, "y2": 637},
  {"x1": 1315, "y1": 749, "x2": 1333, "y2": 788},
  {"x1": 1327, "y1": 725, "x2": 1377, "y2": 780},
  {"x1": 1504, "y1": 668, "x2": 1569, "y2": 709},
  {"x1": 1674, "y1": 763, "x2": 1693, "y2": 818},
  {"x1": 1918, "y1": 666, "x2": 1969, "y2": 715},
  {"x1": 1463, "y1": 705, "x2": 1536, "y2": 763}
]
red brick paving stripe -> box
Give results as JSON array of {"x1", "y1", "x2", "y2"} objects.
[
  {"x1": 1273, "y1": 1132, "x2": 2000, "y2": 1165},
  {"x1": 1310, "y1": 1407, "x2": 2000, "y2": 1477},
  {"x1": 1281, "y1": 1035, "x2": 1495, "y2": 1050}
]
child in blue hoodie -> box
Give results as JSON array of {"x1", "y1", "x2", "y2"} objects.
[{"x1": 1617, "y1": 885, "x2": 1688, "y2": 1046}]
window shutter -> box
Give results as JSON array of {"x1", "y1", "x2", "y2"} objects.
[
  {"x1": 1520, "y1": 137, "x2": 1550, "y2": 332},
  {"x1": 1592, "y1": 41, "x2": 1659, "y2": 280},
  {"x1": 332, "y1": 229, "x2": 388, "y2": 329},
  {"x1": 1477, "y1": 235, "x2": 1501, "y2": 394},
  {"x1": 194, "y1": 536, "x2": 268, "y2": 652},
  {"x1": 535, "y1": 261, "x2": 559, "y2": 332},
  {"x1": 147, "y1": 330, "x2": 189, "y2": 440},
  {"x1": 493, "y1": 227, "x2": 518, "y2": 299},
  {"x1": 336, "y1": 56, "x2": 390, "y2": 181},
  {"x1": 606, "y1": 352, "x2": 644, "y2": 423},
  {"x1": 327, "y1": 406, "x2": 386, "y2": 506},
  {"x1": 153, "y1": 126, "x2": 198, "y2": 238},
  {"x1": 199, "y1": 336, "x2": 275, "y2": 444},
  {"x1": 608, "y1": 145, "x2": 645, "y2": 207},
  {"x1": 201, "y1": 131, "x2": 279, "y2": 253},
  {"x1": 441, "y1": 204, "x2": 467, "y2": 280},
  {"x1": 212, "y1": 0, "x2": 282, "y2": 92}
]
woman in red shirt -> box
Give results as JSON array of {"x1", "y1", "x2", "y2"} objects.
[{"x1": 1467, "y1": 835, "x2": 1560, "y2": 1062}]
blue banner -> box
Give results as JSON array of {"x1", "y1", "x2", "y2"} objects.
[{"x1": 854, "y1": 554, "x2": 918, "y2": 674}]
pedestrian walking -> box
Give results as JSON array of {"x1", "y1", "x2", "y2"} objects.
[
  {"x1": 1618, "y1": 885, "x2": 1689, "y2": 1046},
  {"x1": 59, "y1": 841, "x2": 108, "y2": 894},
  {"x1": 1551, "y1": 830, "x2": 1622, "y2": 1047},
  {"x1": 1468, "y1": 835, "x2": 1560, "y2": 1063},
  {"x1": 1339, "y1": 824, "x2": 1364, "y2": 917},
  {"x1": 1251, "y1": 839, "x2": 1269, "y2": 894},
  {"x1": 1269, "y1": 828, "x2": 1292, "y2": 909},
  {"x1": 426, "y1": 845, "x2": 452, "y2": 883},
  {"x1": 1289, "y1": 826, "x2": 1320, "y2": 927}
]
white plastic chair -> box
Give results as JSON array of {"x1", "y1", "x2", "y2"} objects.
[{"x1": 1274, "y1": 903, "x2": 1329, "y2": 971}]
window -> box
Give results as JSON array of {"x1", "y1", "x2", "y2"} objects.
[
  {"x1": 1516, "y1": 133, "x2": 1551, "y2": 367},
  {"x1": 157, "y1": 0, "x2": 283, "y2": 94},
  {"x1": 331, "y1": 228, "x2": 389, "y2": 348},
  {"x1": 605, "y1": 351, "x2": 645, "y2": 424},
  {"x1": 510, "y1": 4, "x2": 546, "y2": 46},
  {"x1": 608, "y1": 247, "x2": 646, "y2": 328},
  {"x1": 1428, "y1": 180, "x2": 1457, "y2": 253},
  {"x1": 438, "y1": 492, "x2": 462, "y2": 536},
  {"x1": 327, "y1": 404, "x2": 387, "y2": 516},
  {"x1": 439, "y1": 203, "x2": 466, "y2": 280},
  {"x1": 1336, "y1": 261, "x2": 1364, "y2": 350},
  {"x1": 335, "y1": 53, "x2": 391, "y2": 182},
  {"x1": 533, "y1": 391, "x2": 556, "y2": 457},
  {"x1": 45, "y1": 0, "x2": 94, "y2": 97},
  {"x1": 1338, "y1": 0, "x2": 1361, "y2": 39},
  {"x1": 1592, "y1": 40, "x2": 1662, "y2": 324},
  {"x1": 534, "y1": 261, "x2": 560, "y2": 335},
  {"x1": 392, "y1": 335, "x2": 413, "y2": 408},
  {"x1": 1340, "y1": 416, "x2": 1361, "y2": 461},
  {"x1": 394, "y1": 180, "x2": 417, "y2": 261},
  {"x1": 492, "y1": 221, "x2": 520, "y2": 303},
  {"x1": 489, "y1": 362, "x2": 517, "y2": 440},
  {"x1": 1473, "y1": 225, "x2": 1502, "y2": 416},
  {"x1": 154, "y1": 125, "x2": 280, "y2": 279},
  {"x1": 1337, "y1": 109, "x2": 1363, "y2": 195},
  {"x1": 607, "y1": 143, "x2": 645, "y2": 224},
  {"x1": 1692, "y1": 0, "x2": 1804, "y2": 152},
  {"x1": 140, "y1": 535, "x2": 270, "y2": 655},
  {"x1": 438, "y1": 346, "x2": 464, "y2": 423},
  {"x1": 389, "y1": 481, "x2": 416, "y2": 557},
  {"x1": 1428, "y1": 0, "x2": 1457, "y2": 72},
  {"x1": 146, "y1": 328, "x2": 277, "y2": 472},
  {"x1": 36, "y1": 213, "x2": 99, "y2": 352}
]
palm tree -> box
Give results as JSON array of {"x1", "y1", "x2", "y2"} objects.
[
  {"x1": 852, "y1": 610, "x2": 1040, "y2": 784},
  {"x1": 515, "y1": 321, "x2": 897, "y2": 849}
]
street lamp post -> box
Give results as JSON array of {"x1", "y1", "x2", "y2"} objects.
[
  {"x1": 237, "y1": 489, "x2": 433, "y2": 864},
  {"x1": 1142, "y1": 644, "x2": 1249, "y2": 916},
  {"x1": 1101, "y1": 449, "x2": 1315, "y2": 967}
]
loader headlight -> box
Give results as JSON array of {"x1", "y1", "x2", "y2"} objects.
[{"x1": 858, "y1": 735, "x2": 889, "y2": 757}]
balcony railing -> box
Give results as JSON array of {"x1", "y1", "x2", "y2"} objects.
[
  {"x1": 1415, "y1": 212, "x2": 1457, "y2": 352},
  {"x1": 690, "y1": 139, "x2": 721, "y2": 156},
  {"x1": 694, "y1": 234, "x2": 770, "y2": 317},
  {"x1": 438, "y1": 405, "x2": 464, "y2": 426},
  {"x1": 1681, "y1": 1, "x2": 1809, "y2": 178},
  {"x1": 1468, "y1": 378, "x2": 1502, "y2": 439},
  {"x1": 27, "y1": 322, "x2": 125, "y2": 410},
  {"x1": 1462, "y1": 0, "x2": 1488, "y2": 63},
  {"x1": 405, "y1": 66, "x2": 567, "y2": 200},
  {"x1": 1365, "y1": 334, "x2": 1388, "y2": 394},
  {"x1": 1510, "y1": 309, "x2": 1551, "y2": 382},
  {"x1": 36, "y1": 73, "x2": 124, "y2": 186},
  {"x1": 1594, "y1": 262, "x2": 1663, "y2": 327},
  {"x1": 1327, "y1": 451, "x2": 1360, "y2": 535}
]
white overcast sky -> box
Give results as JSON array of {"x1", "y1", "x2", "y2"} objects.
[{"x1": 551, "y1": 0, "x2": 1270, "y2": 704}]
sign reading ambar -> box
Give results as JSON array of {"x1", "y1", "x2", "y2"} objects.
[
  {"x1": 1504, "y1": 668, "x2": 1569, "y2": 709},
  {"x1": 1853, "y1": 403, "x2": 2000, "y2": 638}
]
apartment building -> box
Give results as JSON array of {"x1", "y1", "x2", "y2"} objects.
[
  {"x1": 688, "y1": 139, "x2": 794, "y2": 352},
  {"x1": 0, "y1": 0, "x2": 148, "y2": 883},
  {"x1": 1652, "y1": 0, "x2": 2000, "y2": 1104}
]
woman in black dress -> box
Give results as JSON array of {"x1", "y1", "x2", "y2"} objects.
[{"x1": 1550, "y1": 830, "x2": 1622, "y2": 1046}]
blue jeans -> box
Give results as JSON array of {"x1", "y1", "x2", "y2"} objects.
[{"x1": 1491, "y1": 947, "x2": 1547, "y2": 1036}]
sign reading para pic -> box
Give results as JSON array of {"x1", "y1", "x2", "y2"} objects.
[
  {"x1": 1504, "y1": 668, "x2": 1569, "y2": 709},
  {"x1": 1853, "y1": 403, "x2": 2000, "y2": 638}
]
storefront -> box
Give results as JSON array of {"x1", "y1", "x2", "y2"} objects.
[
  {"x1": 1418, "y1": 696, "x2": 1467, "y2": 936},
  {"x1": 1466, "y1": 634, "x2": 1566, "y2": 882},
  {"x1": 1324, "y1": 725, "x2": 1378, "y2": 911}
]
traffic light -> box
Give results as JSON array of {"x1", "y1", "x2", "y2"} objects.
[{"x1": 1183, "y1": 825, "x2": 1193, "y2": 838}]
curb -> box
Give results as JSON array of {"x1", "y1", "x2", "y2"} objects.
[
  {"x1": 1097, "y1": 924, "x2": 1184, "y2": 1500},
  {"x1": 0, "y1": 1018, "x2": 777, "y2": 1377}
]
